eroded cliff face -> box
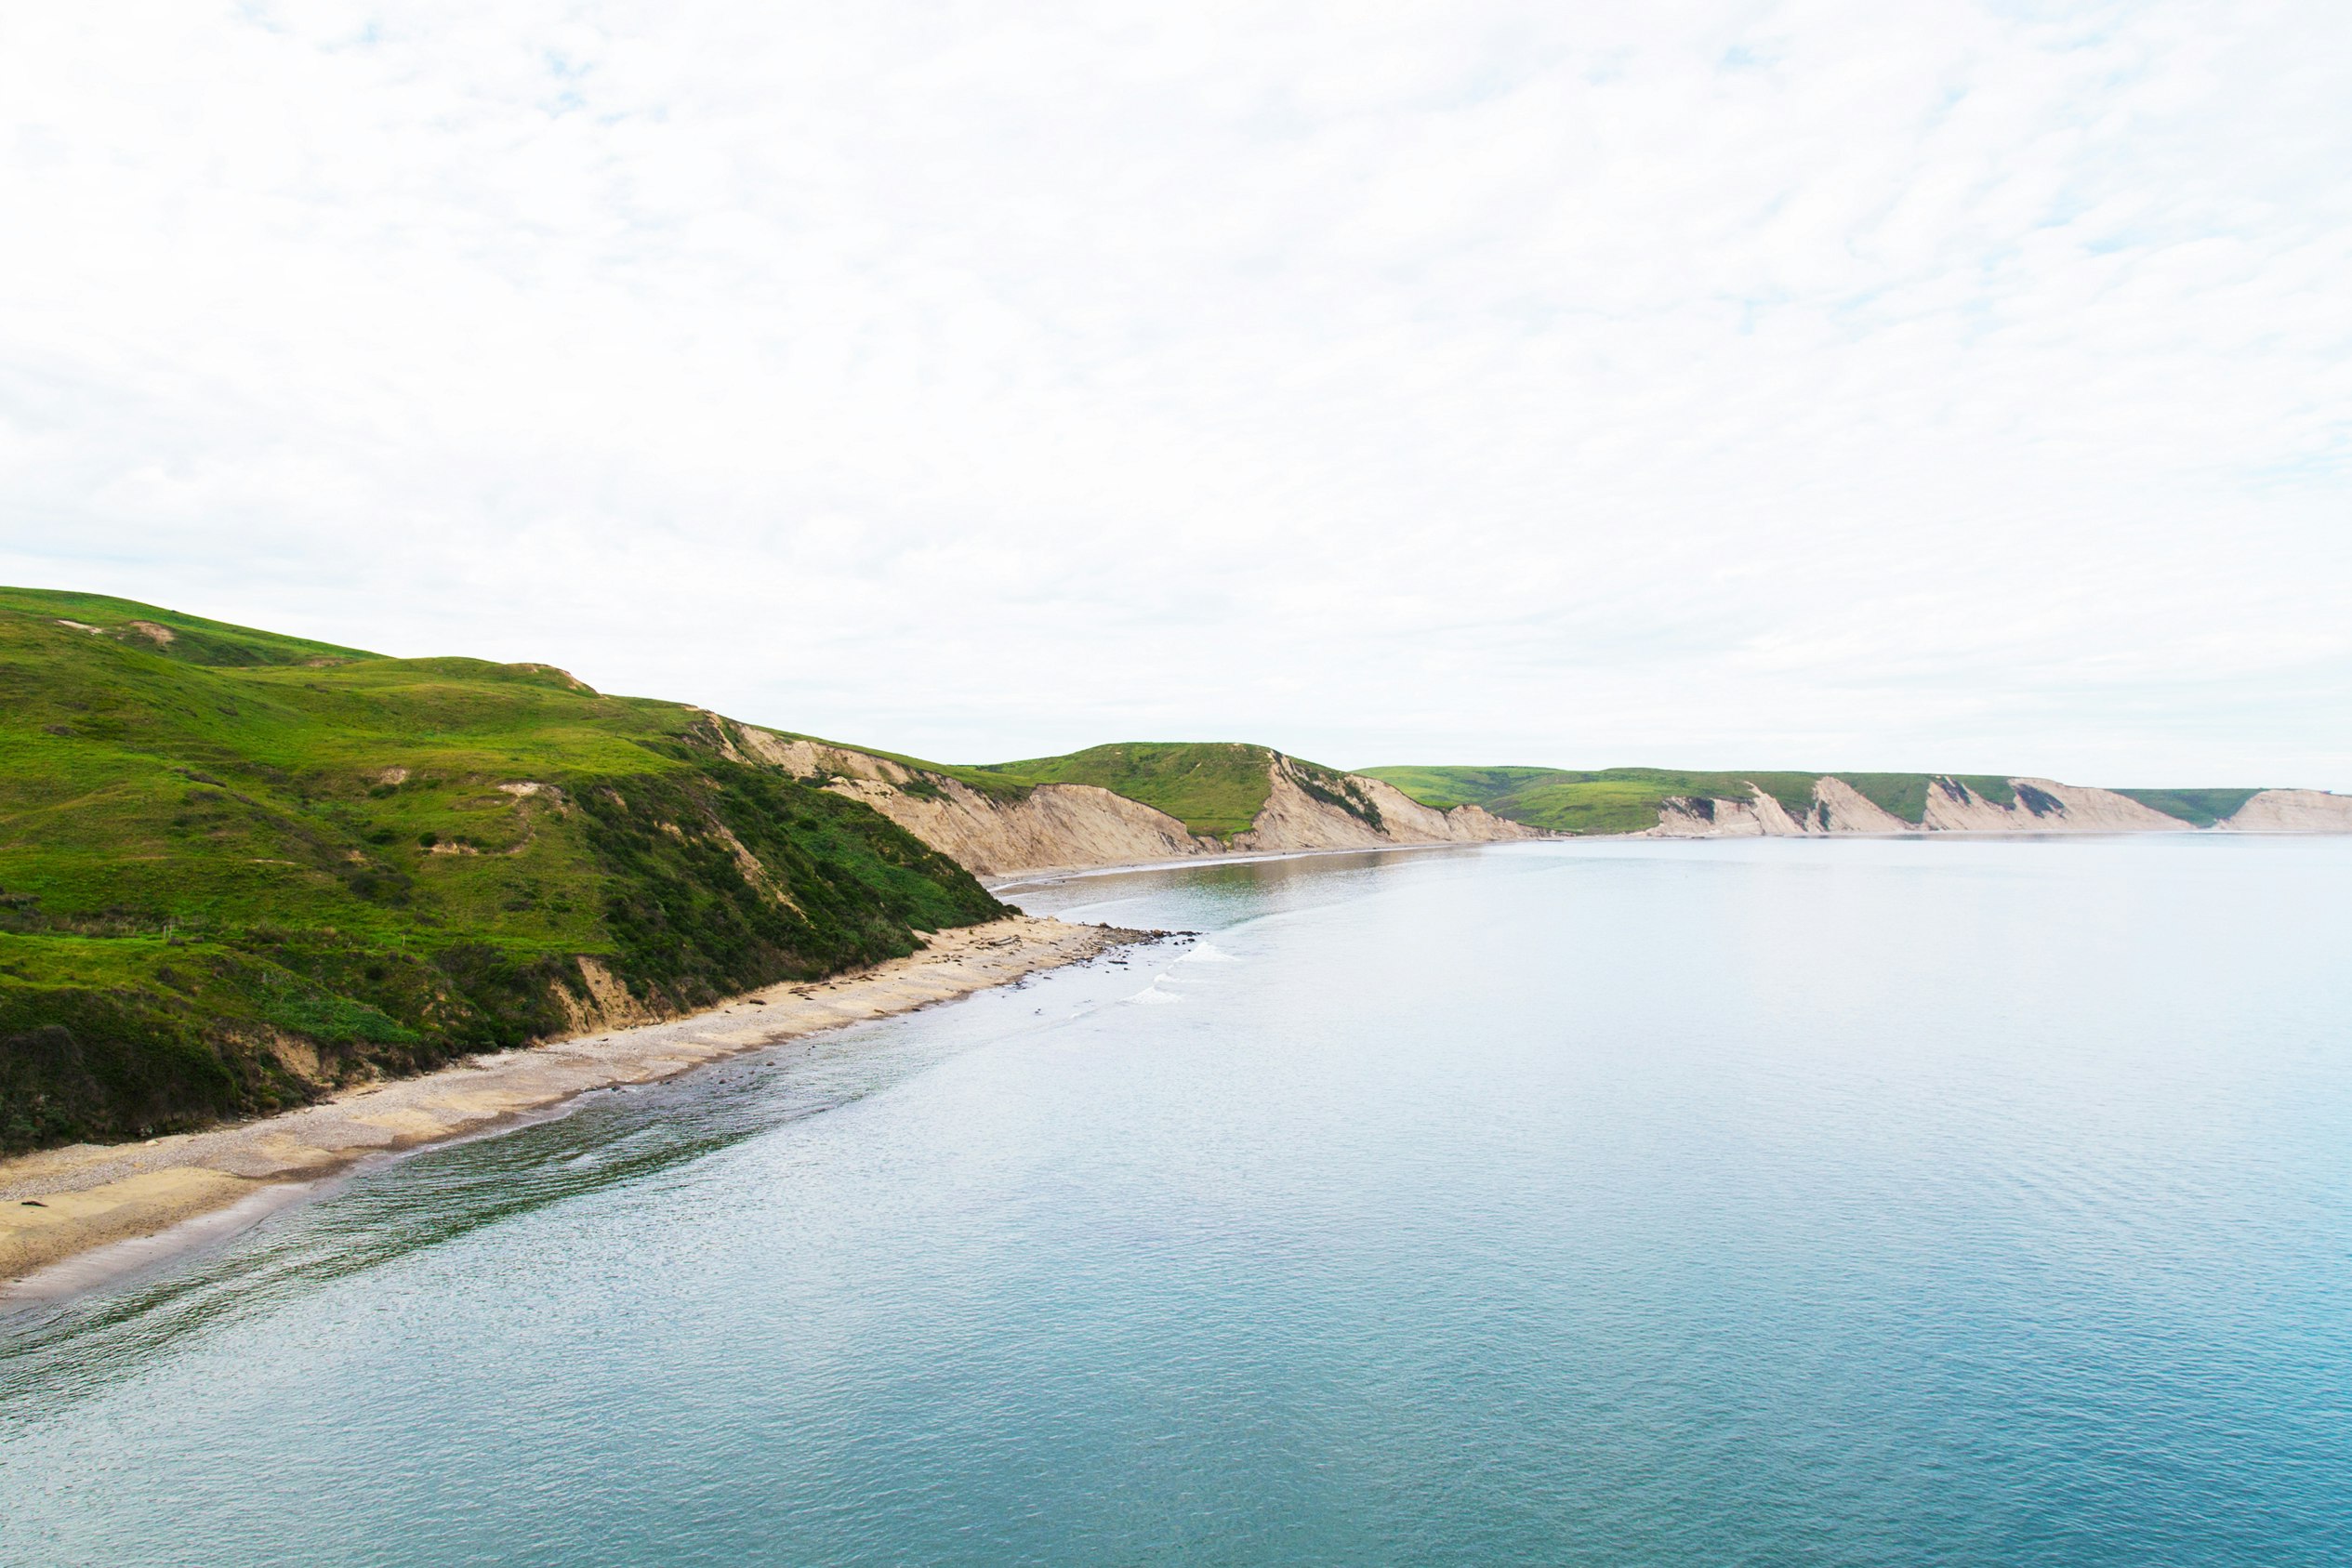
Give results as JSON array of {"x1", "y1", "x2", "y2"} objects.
[
  {"x1": 1652, "y1": 791, "x2": 1798, "y2": 837},
  {"x1": 1226, "y1": 762, "x2": 1541, "y2": 857},
  {"x1": 1655, "y1": 776, "x2": 2221, "y2": 838},
  {"x1": 1814, "y1": 776, "x2": 1914, "y2": 833},
  {"x1": 1918, "y1": 778, "x2": 2185, "y2": 833},
  {"x1": 711, "y1": 721, "x2": 2350, "y2": 857},
  {"x1": 836, "y1": 776, "x2": 1207, "y2": 876},
  {"x1": 2217, "y1": 789, "x2": 2352, "y2": 832},
  {"x1": 727, "y1": 728, "x2": 1540, "y2": 878}
]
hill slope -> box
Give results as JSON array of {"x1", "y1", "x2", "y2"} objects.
[
  {"x1": 1362, "y1": 766, "x2": 2349, "y2": 837},
  {"x1": 749, "y1": 738, "x2": 1543, "y2": 878},
  {"x1": 972, "y1": 742, "x2": 1434, "y2": 842},
  {"x1": 0, "y1": 586, "x2": 378, "y2": 667},
  {"x1": 0, "y1": 590, "x2": 1003, "y2": 1153},
  {"x1": 978, "y1": 743, "x2": 1280, "y2": 838}
]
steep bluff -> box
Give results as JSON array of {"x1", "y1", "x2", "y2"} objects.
[
  {"x1": 1368, "y1": 765, "x2": 2352, "y2": 837},
  {"x1": 725, "y1": 729, "x2": 1542, "y2": 878},
  {"x1": 1649, "y1": 777, "x2": 2350, "y2": 837},
  {"x1": 2215, "y1": 789, "x2": 2352, "y2": 832}
]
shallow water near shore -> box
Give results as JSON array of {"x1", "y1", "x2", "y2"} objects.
[{"x1": 4, "y1": 837, "x2": 2350, "y2": 1565}]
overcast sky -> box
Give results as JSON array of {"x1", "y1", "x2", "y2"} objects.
[{"x1": 4, "y1": 2, "x2": 2347, "y2": 784}]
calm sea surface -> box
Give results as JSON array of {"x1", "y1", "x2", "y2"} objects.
[{"x1": 2, "y1": 837, "x2": 2348, "y2": 1565}]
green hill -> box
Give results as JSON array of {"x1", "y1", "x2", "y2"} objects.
[
  {"x1": 972, "y1": 742, "x2": 1387, "y2": 840},
  {"x1": 0, "y1": 589, "x2": 1003, "y2": 1153},
  {"x1": 1360, "y1": 765, "x2": 2230, "y2": 835},
  {"x1": 2111, "y1": 788, "x2": 2263, "y2": 828},
  {"x1": 979, "y1": 742, "x2": 1273, "y2": 837},
  {"x1": 0, "y1": 586, "x2": 378, "y2": 668}
]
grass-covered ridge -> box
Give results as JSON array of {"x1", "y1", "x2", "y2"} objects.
[
  {"x1": 0, "y1": 586, "x2": 378, "y2": 668},
  {"x1": 2113, "y1": 788, "x2": 2264, "y2": 829},
  {"x1": 967, "y1": 742, "x2": 1390, "y2": 840},
  {"x1": 976, "y1": 742, "x2": 1280, "y2": 839},
  {"x1": 1362, "y1": 766, "x2": 1831, "y2": 835},
  {"x1": 0, "y1": 590, "x2": 1004, "y2": 1153},
  {"x1": 1363, "y1": 765, "x2": 2243, "y2": 834}
]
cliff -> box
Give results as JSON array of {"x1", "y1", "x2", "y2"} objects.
[
  {"x1": 1368, "y1": 765, "x2": 2352, "y2": 838},
  {"x1": 2215, "y1": 789, "x2": 2352, "y2": 832},
  {"x1": 729, "y1": 731, "x2": 1542, "y2": 879},
  {"x1": 1651, "y1": 776, "x2": 2187, "y2": 837},
  {"x1": 1649, "y1": 778, "x2": 2352, "y2": 837}
]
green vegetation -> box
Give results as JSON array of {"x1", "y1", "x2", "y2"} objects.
[
  {"x1": 1837, "y1": 772, "x2": 2017, "y2": 821},
  {"x1": 1352, "y1": 766, "x2": 1565, "y2": 813},
  {"x1": 971, "y1": 742, "x2": 1383, "y2": 839},
  {"x1": 0, "y1": 586, "x2": 377, "y2": 668},
  {"x1": 1364, "y1": 765, "x2": 2242, "y2": 833},
  {"x1": 1363, "y1": 766, "x2": 1834, "y2": 835},
  {"x1": 0, "y1": 588, "x2": 1003, "y2": 1153},
  {"x1": 2114, "y1": 788, "x2": 2265, "y2": 828},
  {"x1": 977, "y1": 743, "x2": 1281, "y2": 839}
]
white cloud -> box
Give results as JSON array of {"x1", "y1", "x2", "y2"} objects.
[{"x1": 2, "y1": 0, "x2": 2347, "y2": 784}]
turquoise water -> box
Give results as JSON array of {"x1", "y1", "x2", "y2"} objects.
[{"x1": 3, "y1": 837, "x2": 2349, "y2": 1565}]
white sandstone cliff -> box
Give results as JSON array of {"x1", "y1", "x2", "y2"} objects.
[
  {"x1": 1916, "y1": 778, "x2": 2183, "y2": 833},
  {"x1": 2217, "y1": 789, "x2": 2352, "y2": 832},
  {"x1": 1654, "y1": 775, "x2": 2212, "y2": 838}
]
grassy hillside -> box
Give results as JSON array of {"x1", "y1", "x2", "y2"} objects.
[
  {"x1": 0, "y1": 589, "x2": 1003, "y2": 1153},
  {"x1": 1362, "y1": 765, "x2": 2227, "y2": 834},
  {"x1": 2113, "y1": 788, "x2": 2264, "y2": 828},
  {"x1": 971, "y1": 742, "x2": 1387, "y2": 839},
  {"x1": 1360, "y1": 767, "x2": 1828, "y2": 835},
  {"x1": 1354, "y1": 766, "x2": 1565, "y2": 813},
  {"x1": 0, "y1": 586, "x2": 377, "y2": 668},
  {"x1": 977, "y1": 743, "x2": 1278, "y2": 838}
]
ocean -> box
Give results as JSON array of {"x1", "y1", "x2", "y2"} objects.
[{"x1": 2, "y1": 836, "x2": 2347, "y2": 1565}]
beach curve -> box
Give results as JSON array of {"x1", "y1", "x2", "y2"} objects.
[{"x1": 0, "y1": 915, "x2": 1151, "y2": 1291}]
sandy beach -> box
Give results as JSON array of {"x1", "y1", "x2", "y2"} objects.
[{"x1": 0, "y1": 915, "x2": 1150, "y2": 1290}]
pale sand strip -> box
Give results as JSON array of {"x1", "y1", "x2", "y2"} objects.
[{"x1": 0, "y1": 916, "x2": 1148, "y2": 1286}]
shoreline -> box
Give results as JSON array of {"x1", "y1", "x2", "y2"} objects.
[
  {"x1": 983, "y1": 837, "x2": 1526, "y2": 893},
  {"x1": 979, "y1": 830, "x2": 2324, "y2": 895},
  {"x1": 975, "y1": 829, "x2": 2254, "y2": 897},
  {"x1": 0, "y1": 915, "x2": 1150, "y2": 1293},
  {"x1": 2, "y1": 830, "x2": 2263, "y2": 1298}
]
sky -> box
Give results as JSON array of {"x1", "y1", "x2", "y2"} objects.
[{"x1": 3, "y1": 2, "x2": 2347, "y2": 784}]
